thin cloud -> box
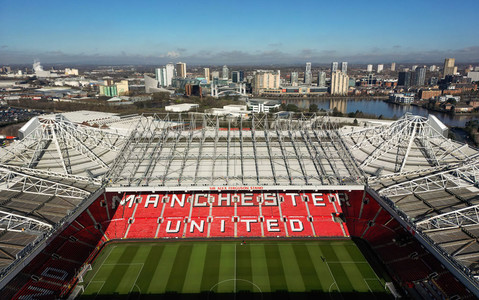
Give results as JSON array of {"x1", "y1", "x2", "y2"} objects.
[
  {"x1": 1, "y1": 46, "x2": 479, "y2": 65},
  {"x1": 268, "y1": 43, "x2": 283, "y2": 47}
]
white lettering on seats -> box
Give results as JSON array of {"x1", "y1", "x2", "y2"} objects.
[
  {"x1": 144, "y1": 195, "x2": 159, "y2": 208},
  {"x1": 18, "y1": 286, "x2": 54, "y2": 299},
  {"x1": 189, "y1": 220, "x2": 204, "y2": 233},
  {"x1": 241, "y1": 219, "x2": 257, "y2": 232},
  {"x1": 312, "y1": 193, "x2": 326, "y2": 206},
  {"x1": 285, "y1": 193, "x2": 299, "y2": 206},
  {"x1": 241, "y1": 193, "x2": 254, "y2": 206},
  {"x1": 290, "y1": 219, "x2": 304, "y2": 232},
  {"x1": 263, "y1": 193, "x2": 277, "y2": 206},
  {"x1": 217, "y1": 193, "x2": 230, "y2": 206},
  {"x1": 171, "y1": 194, "x2": 186, "y2": 207},
  {"x1": 194, "y1": 194, "x2": 208, "y2": 207},
  {"x1": 41, "y1": 267, "x2": 68, "y2": 281},
  {"x1": 120, "y1": 194, "x2": 136, "y2": 207},
  {"x1": 267, "y1": 219, "x2": 280, "y2": 232},
  {"x1": 165, "y1": 220, "x2": 181, "y2": 233}
]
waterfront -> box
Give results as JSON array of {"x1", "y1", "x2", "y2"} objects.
[{"x1": 284, "y1": 98, "x2": 476, "y2": 127}]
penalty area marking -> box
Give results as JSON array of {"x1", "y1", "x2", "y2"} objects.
[
  {"x1": 130, "y1": 284, "x2": 142, "y2": 300},
  {"x1": 102, "y1": 263, "x2": 145, "y2": 266},
  {"x1": 364, "y1": 278, "x2": 385, "y2": 294},
  {"x1": 86, "y1": 245, "x2": 116, "y2": 285},
  {"x1": 209, "y1": 279, "x2": 263, "y2": 299},
  {"x1": 128, "y1": 263, "x2": 145, "y2": 295},
  {"x1": 363, "y1": 278, "x2": 373, "y2": 294},
  {"x1": 325, "y1": 261, "x2": 341, "y2": 294},
  {"x1": 84, "y1": 281, "x2": 105, "y2": 296}
]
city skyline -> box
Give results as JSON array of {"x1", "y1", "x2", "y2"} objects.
[{"x1": 1, "y1": 0, "x2": 479, "y2": 65}]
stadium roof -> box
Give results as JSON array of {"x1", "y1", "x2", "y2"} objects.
[
  {"x1": 106, "y1": 113, "x2": 364, "y2": 191},
  {"x1": 0, "y1": 111, "x2": 479, "y2": 290}
]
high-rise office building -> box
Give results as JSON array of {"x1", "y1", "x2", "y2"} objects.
[
  {"x1": 412, "y1": 65, "x2": 418, "y2": 71},
  {"x1": 166, "y1": 64, "x2": 175, "y2": 85},
  {"x1": 429, "y1": 65, "x2": 436, "y2": 72},
  {"x1": 331, "y1": 62, "x2": 338, "y2": 73},
  {"x1": 367, "y1": 64, "x2": 373, "y2": 72},
  {"x1": 330, "y1": 71, "x2": 349, "y2": 95},
  {"x1": 305, "y1": 62, "x2": 312, "y2": 85},
  {"x1": 231, "y1": 71, "x2": 244, "y2": 83},
  {"x1": 398, "y1": 72, "x2": 412, "y2": 87},
  {"x1": 204, "y1": 68, "x2": 210, "y2": 83},
  {"x1": 391, "y1": 62, "x2": 396, "y2": 71},
  {"x1": 155, "y1": 68, "x2": 165, "y2": 86},
  {"x1": 155, "y1": 63, "x2": 175, "y2": 87},
  {"x1": 317, "y1": 71, "x2": 326, "y2": 87},
  {"x1": 290, "y1": 72, "x2": 299, "y2": 86},
  {"x1": 222, "y1": 65, "x2": 229, "y2": 80},
  {"x1": 377, "y1": 64, "x2": 384, "y2": 73},
  {"x1": 176, "y1": 62, "x2": 186, "y2": 78},
  {"x1": 211, "y1": 71, "x2": 220, "y2": 79},
  {"x1": 443, "y1": 58, "x2": 455, "y2": 78},
  {"x1": 341, "y1": 62, "x2": 348, "y2": 74},
  {"x1": 414, "y1": 67, "x2": 426, "y2": 86},
  {"x1": 253, "y1": 70, "x2": 280, "y2": 94}
]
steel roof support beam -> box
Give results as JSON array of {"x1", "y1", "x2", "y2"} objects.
[
  {"x1": 311, "y1": 129, "x2": 340, "y2": 183},
  {"x1": 0, "y1": 167, "x2": 90, "y2": 199},
  {"x1": 143, "y1": 123, "x2": 170, "y2": 185},
  {"x1": 107, "y1": 116, "x2": 145, "y2": 183},
  {"x1": 209, "y1": 123, "x2": 220, "y2": 185},
  {"x1": 263, "y1": 124, "x2": 278, "y2": 185},
  {"x1": 239, "y1": 117, "x2": 245, "y2": 185},
  {"x1": 50, "y1": 124, "x2": 70, "y2": 174},
  {"x1": 127, "y1": 118, "x2": 159, "y2": 185},
  {"x1": 0, "y1": 210, "x2": 53, "y2": 234},
  {"x1": 379, "y1": 160, "x2": 479, "y2": 197},
  {"x1": 61, "y1": 120, "x2": 125, "y2": 152},
  {"x1": 399, "y1": 121, "x2": 417, "y2": 173},
  {"x1": 250, "y1": 116, "x2": 261, "y2": 185},
  {"x1": 417, "y1": 204, "x2": 479, "y2": 231},
  {"x1": 161, "y1": 128, "x2": 182, "y2": 186},
  {"x1": 0, "y1": 164, "x2": 99, "y2": 185},
  {"x1": 193, "y1": 126, "x2": 207, "y2": 186},
  {"x1": 226, "y1": 120, "x2": 231, "y2": 184},
  {"x1": 57, "y1": 125, "x2": 109, "y2": 171},
  {"x1": 300, "y1": 129, "x2": 326, "y2": 184},
  {"x1": 27, "y1": 129, "x2": 51, "y2": 169}
]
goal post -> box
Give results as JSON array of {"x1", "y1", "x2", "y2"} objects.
[{"x1": 77, "y1": 264, "x2": 92, "y2": 283}]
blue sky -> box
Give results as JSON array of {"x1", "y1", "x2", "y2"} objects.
[{"x1": 1, "y1": 0, "x2": 479, "y2": 64}]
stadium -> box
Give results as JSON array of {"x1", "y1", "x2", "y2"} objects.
[{"x1": 0, "y1": 111, "x2": 478, "y2": 299}]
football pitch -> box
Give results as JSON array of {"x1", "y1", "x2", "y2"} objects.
[{"x1": 79, "y1": 240, "x2": 392, "y2": 299}]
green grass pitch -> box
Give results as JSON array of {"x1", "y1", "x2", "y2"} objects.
[{"x1": 79, "y1": 240, "x2": 392, "y2": 300}]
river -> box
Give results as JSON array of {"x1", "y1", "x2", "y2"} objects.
[{"x1": 284, "y1": 98, "x2": 476, "y2": 127}]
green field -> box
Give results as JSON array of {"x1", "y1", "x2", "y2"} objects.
[{"x1": 79, "y1": 240, "x2": 392, "y2": 300}]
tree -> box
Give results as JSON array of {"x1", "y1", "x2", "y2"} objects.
[
  {"x1": 309, "y1": 103, "x2": 318, "y2": 113},
  {"x1": 285, "y1": 104, "x2": 299, "y2": 112},
  {"x1": 353, "y1": 118, "x2": 358, "y2": 126},
  {"x1": 446, "y1": 99, "x2": 457, "y2": 105},
  {"x1": 331, "y1": 107, "x2": 343, "y2": 117}
]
